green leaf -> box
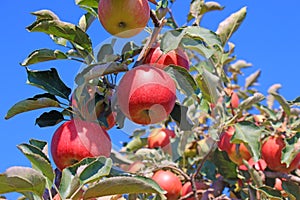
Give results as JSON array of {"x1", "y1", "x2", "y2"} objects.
[
  {"x1": 125, "y1": 138, "x2": 148, "y2": 152},
  {"x1": 195, "y1": 66, "x2": 222, "y2": 104},
  {"x1": 29, "y1": 139, "x2": 48, "y2": 157},
  {"x1": 0, "y1": 166, "x2": 46, "y2": 197},
  {"x1": 75, "y1": 0, "x2": 98, "y2": 8},
  {"x1": 282, "y1": 181, "x2": 300, "y2": 199},
  {"x1": 97, "y1": 44, "x2": 114, "y2": 62},
  {"x1": 83, "y1": 175, "x2": 167, "y2": 199},
  {"x1": 270, "y1": 92, "x2": 291, "y2": 116},
  {"x1": 245, "y1": 69, "x2": 261, "y2": 89},
  {"x1": 17, "y1": 143, "x2": 54, "y2": 189},
  {"x1": 238, "y1": 92, "x2": 265, "y2": 111},
  {"x1": 281, "y1": 132, "x2": 300, "y2": 167},
  {"x1": 257, "y1": 186, "x2": 283, "y2": 200},
  {"x1": 5, "y1": 93, "x2": 61, "y2": 119},
  {"x1": 27, "y1": 10, "x2": 93, "y2": 54},
  {"x1": 30, "y1": 9, "x2": 59, "y2": 21},
  {"x1": 188, "y1": 0, "x2": 224, "y2": 22},
  {"x1": 21, "y1": 49, "x2": 68, "y2": 66},
  {"x1": 78, "y1": 12, "x2": 96, "y2": 32},
  {"x1": 212, "y1": 150, "x2": 238, "y2": 179},
  {"x1": 232, "y1": 121, "x2": 263, "y2": 162},
  {"x1": 26, "y1": 68, "x2": 71, "y2": 100},
  {"x1": 75, "y1": 62, "x2": 128, "y2": 85},
  {"x1": 216, "y1": 7, "x2": 247, "y2": 46},
  {"x1": 164, "y1": 65, "x2": 199, "y2": 98},
  {"x1": 35, "y1": 110, "x2": 64, "y2": 127}
]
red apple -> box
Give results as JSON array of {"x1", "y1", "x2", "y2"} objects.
[
  {"x1": 51, "y1": 119, "x2": 112, "y2": 170},
  {"x1": 239, "y1": 158, "x2": 267, "y2": 171},
  {"x1": 152, "y1": 170, "x2": 182, "y2": 200},
  {"x1": 148, "y1": 128, "x2": 176, "y2": 154},
  {"x1": 144, "y1": 43, "x2": 190, "y2": 70},
  {"x1": 274, "y1": 178, "x2": 283, "y2": 191},
  {"x1": 181, "y1": 181, "x2": 208, "y2": 200},
  {"x1": 98, "y1": 0, "x2": 150, "y2": 38},
  {"x1": 116, "y1": 65, "x2": 176, "y2": 125},
  {"x1": 224, "y1": 88, "x2": 239, "y2": 109},
  {"x1": 218, "y1": 126, "x2": 251, "y2": 165},
  {"x1": 261, "y1": 135, "x2": 300, "y2": 173}
]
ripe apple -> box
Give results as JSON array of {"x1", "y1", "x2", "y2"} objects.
[
  {"x1": 152, "y1": 170, "x2": 182, "y2": 200},
  {"x1": 98, "y1": 0, "x2": 150, "y2": 38},
  {"x1": 144, "y1": 43, "x2": 190, "y2": 70},
  {"x1": 239, "y1": 158, "x2": 267, "y2": 171},
  {"x1": 261, "y1": 135, "x2": 300, "y2": 173},
  {"x1": 181, "y1": 181, "x2": 208, "y2": 200},
  {"x1": 116, "y1": 65, "x2": 177, "y2": 125},
  {"x1": 51, "y1": 119, "x2": 112, "y2": 170},
  {"x1": 147, "y1": 128, "x2": 176, "y2": 154},
  {"x1": 218, "y1": 126, "x2": 251, "y2": 165},
  {"x1": 224, "y1": 88, "x2": 239, "y2": 109}
]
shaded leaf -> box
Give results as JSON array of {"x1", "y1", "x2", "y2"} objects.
[
  {"x1": 232, "y1": 121, "x2": 263, "y2": 162},
  {"x1": 170, "y1": 102, "x2": 194, "y2": 131},
  {"x1": 35, "y1": 110, "x2": 64, "y2": 127},
  {"x1": 5, "y1": 93, "x2": 61, "y2": 120},
  {"x1": 78, "y1": 12, "x2": 96, "y2": 32},
  {"x1": 216, "y1": 7, "x2": 247, "y2": 46},
  {"x1": 257, "y1": 186, "x2": 284, "y2": 200},
  {"x1": 26, "y1": 68, "x2": 71, "y2": 99},
  {"x1": 0, "y1": 167, "x2": 46, "y2": 197},
  {"x1": 212, "y1": 150, "x2": 238, "y2": 179},
  {"x1": 97, "y1": 44, "x2": 114, "y2": 62},
  {"x1": 245, "y1": 69, "x2": 261, "y2": 89},
  {"x1": 83, "y1": 176, "x2": 166, "y2": 199},
  {"x1": 282, "y1": 181, "x2": 300, "y2": 199},
  {"x1": 21, "y1": 49, "x2": 68, "y2": 66}
]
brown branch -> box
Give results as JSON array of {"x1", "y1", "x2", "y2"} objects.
[{"x1": 264, "y1": 171, "x2": 300, "y2": 184}]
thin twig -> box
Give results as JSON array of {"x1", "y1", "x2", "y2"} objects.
[{"x1": 264, "y1": 171, "x2": 300, "y2": 184}]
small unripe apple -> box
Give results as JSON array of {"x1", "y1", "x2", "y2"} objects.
[
  {"x1": 152, "y1": 170, "x2": 182, "y2": 200},
  {"x1": 148, "y1": 128, "x2": 176, "y2": 154},
  {"x1": 261, "y1": 135, "x2": 300, "y2": 173},
  {"x1": 144, "y1": 43, "x2": 190, "y2": 70},
  {"x1": 181, "y1": 181, "x2": 208, "y2": 200},
  {"x1": 51, "y1": 119, "x2": 112, "y2": 170},
  {"x1": 98, "y1": 0, "x2": 150, "y2": 38},
  {"x1": 116, "y1": 65, "x2": 176, "y2": 125}
]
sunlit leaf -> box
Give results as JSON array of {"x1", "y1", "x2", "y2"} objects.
[
  {"x1": 282, "y1": 133, "x2": 300, "y2": 167},
  {"x1": 216, "y1": 7, "x2": 247, "y2": 46},
  {"x1": 5, "y1": 93, "x2": 61, "y2": 120},
  {"x1": 238, "y1": 92, "x2": 265, "y2": 111},
  {"x1": 78, "y1": 12, "x2": 96, "y2": 32},
  {"x1": 26, "y1": 68, "x2": 71, "y2": 100},
  {"x1": 0, "y1": 167, "x2": 46, "y2": 197},
  {"x1": 232, "y1": 121, "x2": 263, "y2": 162},
  {"x1": 83, "y1": 175, "x2": 166, "y2": 199},
  {"x1": 270, "y1": 92, "x2": 291, "y2": 116},
  {"x1": 244, "y1": 69, "x2": 261, "y2": 89},
  {"x1": 21, "y1": 49, "x2": 68, "y2": 66},
  {"x1": 125, "y1": 138, "x2": 148, "y2": 152}
]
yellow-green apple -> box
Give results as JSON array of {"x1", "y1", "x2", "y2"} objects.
[
  {"x1": 144, "y1": 43, "x2": 190, "y2": 70},
  {"x1": 181, "y1": 181, "x2": 209, "y2": 200},
  {"x1": 218, "y1": 126, "x2": 251, "y2": 165},
  {"x1": 98, "y1": 0, "x2": 150, "y2": 38},
  {"x1": 147, "y1": 128, "x2": 176, "y2": 154},
  {"x1": 152, "y1": 170, "x2": 182, "y2": 200},
  {"x1": 116, "y1": 65, "x2": 176, "y2": 125},
  {"x1": 261, "y1": 135, "x2": 300, "y2": 173},
  {"x1": 51, "y1": 119, "x2": 112, "y2": 170}
]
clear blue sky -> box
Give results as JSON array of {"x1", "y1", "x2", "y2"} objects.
[{"x1": 1, "y1": 0, "x2": 300, "y2": 199}]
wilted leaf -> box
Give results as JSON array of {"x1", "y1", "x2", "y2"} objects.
[
  {"x1": 26, "y1": 68, "x2": 71, "y2": 100},
  {"x1": 244, "y1": 69, "x2": 261, "y2": 89},
  {"x1": 5, "y1": 93, "x2": 61, "y2": 119},
  {"x1": 281, "y1": 133, "x2": 300, "y2": 167},
  {"x1": 83, "y1": 176, "x2": 166, "y2": 199},
  {"x1": 0, "y1": 167, "x2": 46, "y2": 197},
  {"x1": 35, "y1": 110, "x2": 64, "y2": 127},
  {"x1": 216, "y1": 7, "x2": 247, "y2": 46},
  {"x1": 17, "y1": 143, "x2": 54, "y2": 188},
  {"x1": 21, "y1": 49, "x2": 68, "y2": 66},
  {"x1": 232, "y1": 121, "x2": 263, "y2": 162},
  {"x1": 270, "y1": 92, "x2": 291, "y2": 116}
]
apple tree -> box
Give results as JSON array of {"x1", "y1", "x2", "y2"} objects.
[{"x1": 2, "y1": 0, "x2": 300, "y2": 199}]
